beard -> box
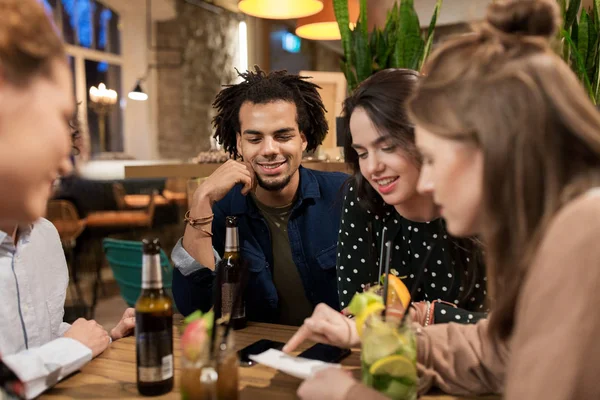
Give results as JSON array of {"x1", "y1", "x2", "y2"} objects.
[
  {"x1": 253, "y1": 156, "x2": 299, "y2": 192},
  {"x1": 255, "y1": 173, "x2": 293, "y2": 192}
]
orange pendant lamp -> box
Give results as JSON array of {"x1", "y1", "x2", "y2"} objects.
[
  {"x1": 238, "y1": 0, "x2": 323, "y2": 20},
  {"x1": 296, "y1": 0, "x2": 359, "y2": 40}
]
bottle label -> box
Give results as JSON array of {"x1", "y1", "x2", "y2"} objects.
[
  {"x1": 137, "y1": 329, "x2": 173, "y2": 382},
  {"x1": 222, "y1": 282, "x2": 245, "y2": 319}
]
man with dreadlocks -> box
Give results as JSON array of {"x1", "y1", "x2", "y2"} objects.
[{"x1": 171, "y1": 67, "x2": 347, "y2": 325}]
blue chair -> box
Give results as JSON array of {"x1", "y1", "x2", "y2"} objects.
[{"x1": 103, "y1": 238, "x2": 173, "y2": 307}]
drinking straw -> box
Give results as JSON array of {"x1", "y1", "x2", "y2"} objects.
[
  {"x1": 400, "y1": 242, "x2": 437, "y2": 325},
  {"x1": 209, "y1": 262, "x2": 225, "y2": 359},
  {"x1": 377, "y1": 227, "x2": 388, "y2": 283},
  {"x1": 381, "y1": 240, "x2": 392, "y2": 320}
]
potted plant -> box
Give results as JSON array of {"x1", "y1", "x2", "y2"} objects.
[
  {"x1": 333, "y1": 0, "x2": 443, "y2": 93},
  {"x1": 558, "y1": 0, "x2": 600, "y2": 104}
]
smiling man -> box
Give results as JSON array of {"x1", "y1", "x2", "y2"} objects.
[{"x1": 171, "y1": 67, "x2": 347, "y2": 325}]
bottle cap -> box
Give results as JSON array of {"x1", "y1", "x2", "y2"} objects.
[
  {"x1": 143, "y1": 238, "x2": 161, "y2": 255},
  {"x1": 225, "y1": 216, "x2": 238, "y2": 228}
]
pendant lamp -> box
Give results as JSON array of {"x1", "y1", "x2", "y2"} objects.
[
  {"x1": 238, "y1": 0, "x2": 323, "y2": 20},
  {"x1": 296, "y1": 0, "x2": 359, "y2": 40}
]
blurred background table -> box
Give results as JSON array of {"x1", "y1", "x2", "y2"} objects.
[
  {"x1": 124, "y1": 161, "x2": 350, "y2": 179},
  {"x1": 41, "y1": 322, "x2": 499, "y2": 400}
]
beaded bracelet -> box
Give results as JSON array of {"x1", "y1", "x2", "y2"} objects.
[
  {"x1": 423, "y1": 301, "x2": 432, "y2": 327},
  {"x1": 427, "y1": 300, "x2": 457, "y2": 326}
]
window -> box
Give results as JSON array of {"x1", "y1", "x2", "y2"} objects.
[{"x1": 42, "y1": 0, "x2": 123, "y2": 155}]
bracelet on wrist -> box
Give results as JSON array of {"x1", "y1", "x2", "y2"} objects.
[
  {"x1": 423, "y1": 301, "x2": 432, "y2": 327},
  {"x1": 184, "y1": 210, "x2": 214, "y2": 237}
]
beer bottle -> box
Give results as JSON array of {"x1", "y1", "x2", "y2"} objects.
[
  {"x1": 218, "y1": 216, "x2": 247, "y2": 330},
  {"x1": 135, "y1": 238, "x2": 174, "y2": 396}
]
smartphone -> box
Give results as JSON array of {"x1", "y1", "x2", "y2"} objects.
[
  {"x1": 238, "y1": 339, "x2": 285, "y2": 366},
  {"x1": 297, "y1": 344, "x2": 351, "y2": 363}
]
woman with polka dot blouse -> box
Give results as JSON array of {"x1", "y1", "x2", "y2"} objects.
[{"x1": 336, "y1": 69, "x2": 487, "y2": 325}]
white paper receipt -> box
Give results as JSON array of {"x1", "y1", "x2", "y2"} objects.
[{"x1": 248, "y1": 349, "x2": 341, "y2": 380}]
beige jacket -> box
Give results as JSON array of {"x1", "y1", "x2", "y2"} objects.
[{"x1": 417, "y1": 190, "x2": 600, "y2": 399}]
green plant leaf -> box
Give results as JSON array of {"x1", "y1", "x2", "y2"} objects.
[
  {"x1": 379, "y1": 3, "x2": 399, "y2": 69},
  {"x1": 409, "y1": 39, "x2": 425, "y2": 70},
  {"x1": 578, "y1": 10, "x2": 590, "y2": 72},
  {"x1": 590, "y1": 7, "x2": 600, "y2": 102},
  {"x1": 358, "y1": 0, "x2": 368, "y2": 38},
  {"x1": 594, "y1": 0, "x2": 600, "y2": 25},
  {"x1": 334, "y1": 0, "x2": 440, "y2": 90},
  {"x1": 421, "y1": 0, "x2": 442, "y2": 70},
  {"x1": 353, "y1": 25, "x2": 372, "y2": 82},
  {"x1": 593, "y1": 55, "x2": 600, "y2": 103},
  {"x1": 334, "y1": 0, "x2": 353, "y2": 69},
  {"x1": 371, "y1": 30, "x2": 384, "y2": 70},
  {"x1": 562, "y1": 28, "x2": 595, "y2": 98},
  {"x1": 566, "y1": 0, "x2": 582, "y2": 30},
  {"x1": 556, "y1": 0, "x2": 568, "y2": 57},
  {"x1": 392, "y1": 0, "x2": 423, "y2": 68},
  {"x1": 586, "y1": 12, "x2": 598, "y2": 78},
  {"x1": 354, "y1": 0, "x2": 372, "y2": 83},
  {"x1": 566, "y1": 19, "x2": 578, "y2": 66},
  {"x1": 384, "y1": 2, "x2": 399, "y2": 35},
  {"x1": 340, "y1": 60, "x2": 358, "y2": 93},
  {"x1": 370, "y1": 26, "x2": 379, "y2": 56}
]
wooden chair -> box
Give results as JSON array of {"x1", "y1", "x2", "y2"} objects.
[
  {"x1": 87, "y1": 189, "x2": 158, "y2": 229},
  {"x1": 163, "y1": 177, "x2": 188, "y2": 207},
  {"x1": 85, "y1": 190, "x2": 159, "y2": 314},
  {"x1": 46, "y1": 199, "x2": 88, "y2": 317},
  {"x1": 46, "y1": 200, "x2": 87, "y2": 248},
  {"x1": 112, "y1": 182, "x2": 169, "y2": 210}
]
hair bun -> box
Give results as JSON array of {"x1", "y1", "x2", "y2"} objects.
[{"x1": 486, "y1": 0, "x2": 560, "y2": 39}]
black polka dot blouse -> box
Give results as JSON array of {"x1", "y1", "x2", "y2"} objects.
[{"x1": 336, "y1": 183, "x2": 488, "y2": 324}]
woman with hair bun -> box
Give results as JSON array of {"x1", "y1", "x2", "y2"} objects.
[{"x1": 290, "y1": 1, "x2": 600, "y2": 399}]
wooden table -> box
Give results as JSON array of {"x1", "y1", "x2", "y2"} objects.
[{"x1": 41, "y1": 322, "x2": 499, "y2": 400}]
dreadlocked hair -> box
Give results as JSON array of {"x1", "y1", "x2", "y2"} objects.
[{"x1": 212, "y1": 66, "x2": 329, "y2": 159}]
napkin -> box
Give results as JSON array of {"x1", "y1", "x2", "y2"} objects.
[{"x1": 248, "y1": 349, "x2": 341, "y2": 380}]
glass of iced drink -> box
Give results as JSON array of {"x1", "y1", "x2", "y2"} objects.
[
  {"x1": 180, "y1": 324, "x2": 239, "y2": 400},
  {"x1": 361, "y1": 313, "x2": 417, "y2": 400}
]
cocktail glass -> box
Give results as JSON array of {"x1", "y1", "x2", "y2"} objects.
[
  {"x1": 361, "y1": 314, "x2": 417, "y2": 400},
  {"x1": 180, "y1": 324, "x2": 239, "y2": 400}
]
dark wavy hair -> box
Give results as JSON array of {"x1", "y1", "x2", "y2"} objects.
[
  {"x1": 341, "y1": 69, "x2": 421, "y2": 215},
  {"x1": 341, "y1": 68, "x2": 486, "y2": 306},
  {"x1": 212, "y1": 66, "x2": 329, "y2": 159}
]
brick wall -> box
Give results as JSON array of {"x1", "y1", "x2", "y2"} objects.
[{"x1": 155, "y1": 0, "x2": 239, "y2": 160}]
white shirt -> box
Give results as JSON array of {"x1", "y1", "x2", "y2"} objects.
[{"x1": 0, "y1": 219, "x2": 91, "y2": 399}]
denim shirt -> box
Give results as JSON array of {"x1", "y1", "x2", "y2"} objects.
[{"x1": 172, "y1": 167, "x2": 348, "y2": 323}]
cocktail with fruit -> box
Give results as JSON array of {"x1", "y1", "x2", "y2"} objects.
[
  {"x1": 348, "y1": 274, "x2": 417, "y2": 400},
  {"x1": 180, "y1": 310, "x2": 239, "y2": 400}
]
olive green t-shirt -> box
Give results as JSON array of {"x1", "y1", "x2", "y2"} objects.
[{"x1": 253, "y1": 196, "x2": 314, "y2": 326}]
